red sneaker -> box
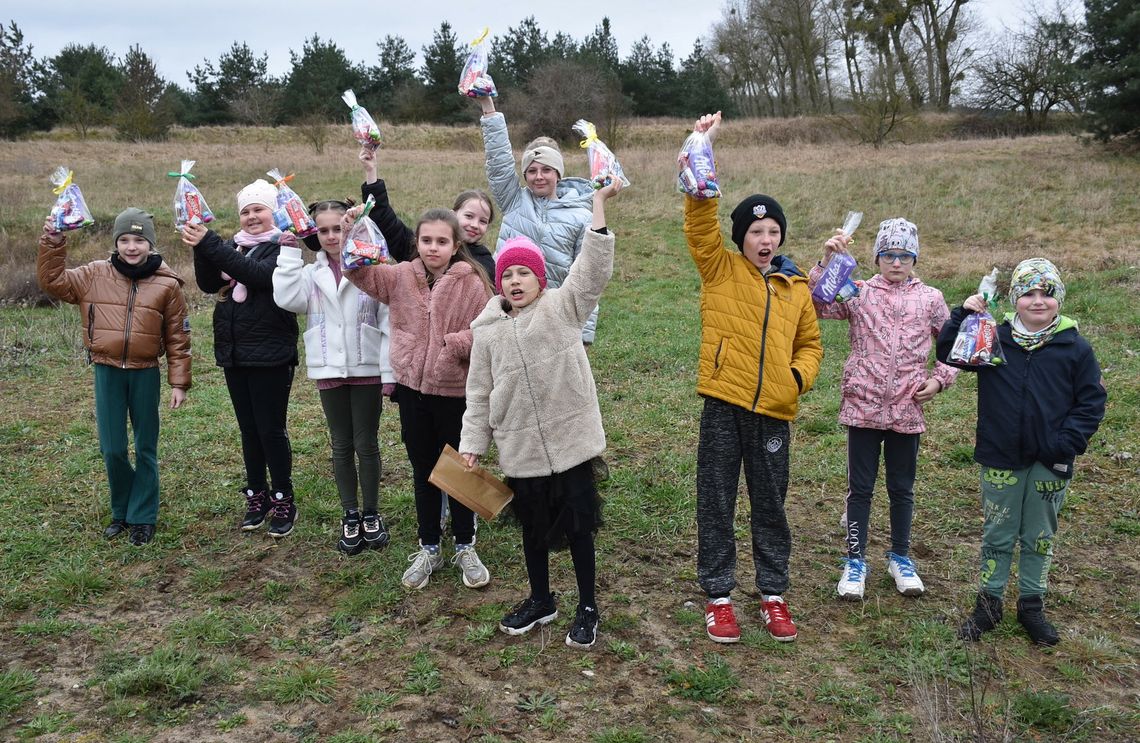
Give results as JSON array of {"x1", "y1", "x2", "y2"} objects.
[
  {"x1": 705, "y1": 598, "x2": 741, "y2": 643},
  {"x1": 760, "y1": 597, "x2": 798, "y2": 642}
]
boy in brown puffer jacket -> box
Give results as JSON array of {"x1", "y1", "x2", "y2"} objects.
[{"x1": 38, "y1": 208, "x2": 192, "y2": 546}]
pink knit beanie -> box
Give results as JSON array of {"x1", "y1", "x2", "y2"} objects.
[{"x1": 495, "y1": 237, "x2": 547, "y2": 295}]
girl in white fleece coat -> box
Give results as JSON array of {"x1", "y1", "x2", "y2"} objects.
[{"x1": 460, "y1": 183, "x2": 620, "y2": 651}]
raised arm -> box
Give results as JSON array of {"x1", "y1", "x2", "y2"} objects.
[
  {"x1": 359, "y1": 146, "x2": 416, "y2": 262},
  {"x1": 555, "y1": 183, "x2": 620, "y2": 325},
  {"x1": 272, "y1": 246, "x2": 313, "y2": 313},
  {"x1": 36, "y1": 224, "x2": 89, "y2": 304},
  {"x1": 807, "y1": 230, "x2": 854, "y2": 320},
  {"x1": 480, "y1": 109, "x2": 524, "y2": 218}
]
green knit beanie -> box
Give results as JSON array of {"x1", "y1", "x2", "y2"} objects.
[{"x1": 112, "y1": 207, "x2": 157, "y2": 247}]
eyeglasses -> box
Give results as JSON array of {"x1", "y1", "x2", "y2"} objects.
[{"x1": 878, "y1": 252, "x2": 915, "y2": 265}]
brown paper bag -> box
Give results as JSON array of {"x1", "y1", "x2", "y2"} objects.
[{"x1": 429, "y1": 445, "x2": 514, "y2": 520}]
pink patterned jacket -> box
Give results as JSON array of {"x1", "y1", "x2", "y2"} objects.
[{"x1": 808, "y1": 268, "x2": 958, "y2": 434}]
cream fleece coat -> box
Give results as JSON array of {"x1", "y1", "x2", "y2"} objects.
[
  {"x1": 344, "y1": 258, "x2": 490, "y2": 397},
  {"x1": 460, "y1": 229, "x2": 614, "y2": 477}
]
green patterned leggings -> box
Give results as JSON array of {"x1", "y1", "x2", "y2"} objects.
[{"x1": 977, "y1": 463, "x2": 1067, "y2": 598}]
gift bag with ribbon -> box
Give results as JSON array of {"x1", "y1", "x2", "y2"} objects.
[{"x1": 169, "y1": 160, "x2": 214, "y2": 229}]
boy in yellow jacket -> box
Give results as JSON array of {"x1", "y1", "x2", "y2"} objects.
[{"x1": 683, "y1": 112, "x2": 822, "y2": 643}]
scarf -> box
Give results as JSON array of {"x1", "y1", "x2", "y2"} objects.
[
  {"x1": 111, "y1": 253, "x2": 163, "y2": 280},
  {"x1": 1009, "y1": 313, "x2": 1060, "y2": 351},
  {"x1": 223, "y1": 228, "x2": 282, "y2": 302}
]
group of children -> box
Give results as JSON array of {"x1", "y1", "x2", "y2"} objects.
[{"x1": 37, "y1": 105, "x2": 1105, "y2": 651}]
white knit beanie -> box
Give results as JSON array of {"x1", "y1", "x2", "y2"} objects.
[{"x1": 236, "y1": 179, "x2": 277, "y2": 212}]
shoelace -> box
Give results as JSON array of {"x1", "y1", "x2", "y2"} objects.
[
  {"x1": 245, "y1": 490, "x2": 265, "y2": 513},
  {"x1": 763, "y1": 600, "x2": 792, "y2": 624},
  {"x1": 343, "y1": 521, "x2": 360, "y2": 538},
  {"x1": 708, "y1": 602, "x2": 736, "y2": 626},
  {"x1": 844, "y1": 559, "x2": 868, "y2": 580},
  {"x1": 362, "y1": 515, "x2": 381, "y2": 533},
  {"x1": 408, "y1": 549, "x2": 438, "y2": 575},
  {"x1": 892, "y1": 556, "x2": 918, "y2": 577},
  {"x1": 452, "y1": 549, "x2": 485, "y2": 576},
  {"x1": 269, "y1": 498, "x2": 292, "y2": 519},
  {"x1": 574, "y1": 606, "x2": 597, "y2": 628}
]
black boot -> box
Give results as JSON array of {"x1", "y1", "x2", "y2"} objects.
[
  {"x1": 958, "y1": 592, "x2": 1003, "y2": 641},
  {"x1": 103, "y1": 518, "x2": 128, "y2": 539},
  {"x1": 1017, "y1": 595, "x2": 1060, "y2": 646}
]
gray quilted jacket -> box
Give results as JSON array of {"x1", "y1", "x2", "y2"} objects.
[{"x1": 481, "y1": 112, "x2": 600, "y2": 343}]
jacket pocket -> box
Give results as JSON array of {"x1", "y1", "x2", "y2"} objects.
[
  {"x1": 711, "y1": 336, "x2": 730, "y2": 379},
  {"x1": 302, "y1": 326, "x2": 326, "y2": 369},
  {"x1": 430, "y1": 342, "x2": 467, "y2": 388},
  {"x1": 360, "y1": 323, "x2": 384, "y2": 366}
]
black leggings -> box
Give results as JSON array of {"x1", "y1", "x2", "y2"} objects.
[
  {"x1": 525, "y1": 533, "x2": 596, "y2": 609},
  {"x1": 224, "y1": 366, "x2": 294, "y2": 494},
  {"x1": 319, "y1": 383, "x2": 382, "y2": 512}
]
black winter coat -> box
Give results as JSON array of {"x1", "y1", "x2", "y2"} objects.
[
  {"x1": 936, "y1": 308, "x2": 1106, "y2": 478},
  {"x1": 193, "y1": 231, "x2": 298, "y2": 368}
]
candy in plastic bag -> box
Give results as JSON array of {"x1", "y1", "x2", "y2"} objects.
[
  {"x1": 677, "y1": 130, "x2": 719, "y2": 198},
  {"x1": 169, "y1": 160, "x2": 214, "y2": 229},
  {"x1": 573, "y1": 119, "x2": 629, "y2": 190},
  {"x1": 812, "y1": 211, "x2": 864, "y2": 304},
  {"x1": 342, "y1": 89, "x2": 381, "y2": 151},
  {"x1": 49, "y1": 167, "x2": 95, "y2": 231},
  {"x1": 342, "y1": 195, "x2": 390, "y2": 270},
  {"x1": 266, "y1": 168, "x2": 318, "y2": 238},
  {"x1": 949, "y1": 268, "x2": 1007, "y2": 366},
  {"x1": 458, "y1": 27, "x2": 497, "y2": 98}
]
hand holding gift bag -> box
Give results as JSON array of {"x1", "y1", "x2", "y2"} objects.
[
  {"x1": 48, "y1": 167, "x2": 95, "y2": 231},
  {"x1": 341, "y1": 195, "x2": 390, "y2": 270},
  {"x1": 677, "y1": 128, "x2": 720, "y2": 199},
  {"x1": 266, "y1": 168, "x2": 317, "y2": 237},
  {"x1": 950, "y1": 268, "x2": 1007, "y2": 366},
  {"x1": 812, "y1": 211, "x2": 864, "y2": 304},
  {"x1": 573, "y1": 119, "x2": 629, "y2": 190},
  {"x1": 169, "y1": 160, "x2": 214, "y2": 229},
  {"x1": 458, "y1": 27, "x2": 497, "y2": 98}
]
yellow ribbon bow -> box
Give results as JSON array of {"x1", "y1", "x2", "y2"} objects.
[
  {"x1": 578, "y1": 121, "x2": 599, "y2": 149},
  {"x1": 470, "y1": 27, "x2": 490, "y2": 46},
  {"x1": 51, "y1": 170, "x2": 74, "y2": 195}
]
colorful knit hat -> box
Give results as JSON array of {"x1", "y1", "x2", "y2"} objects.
[
  {"x1": 1009, "y1": 258, "x2": 1065, "y2": 305},
  {"x1": 495, "y1": 237, "x2": 547, "y2": 295},
  {"x1": 874, "y1": 218, "x2": 919, "y2": 261}
]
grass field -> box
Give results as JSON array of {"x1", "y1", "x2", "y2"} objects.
[{"x1": 0, "y1": 121, "x2": 1138, "y2": 742}]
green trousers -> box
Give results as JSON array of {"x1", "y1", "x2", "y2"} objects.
[
  {"x1": 977, "y1": 462, "x2": 1067, "y2": 598},
  {"x1": 94, "y1": 364, "x2": 161, "y2": 526}
]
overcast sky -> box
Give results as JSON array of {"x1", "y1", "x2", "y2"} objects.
[{"x1": 10, "y1": 0, "x2": 1047, "y2": 83}]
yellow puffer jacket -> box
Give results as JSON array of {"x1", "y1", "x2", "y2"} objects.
[{"x1": 684, "y1": 196, "x2": 822, "y2": 420}]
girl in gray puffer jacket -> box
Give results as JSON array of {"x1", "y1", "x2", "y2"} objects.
[{"x1": 474, "y1": 96, "x2": 599, "y2": 344}]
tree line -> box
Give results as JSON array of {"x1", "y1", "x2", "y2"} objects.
[{"x1": 0, "y1": 5, "x2": 1135, "y2": 144}]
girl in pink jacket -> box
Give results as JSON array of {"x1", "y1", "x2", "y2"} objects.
[
  {"x1": 808, "y1": 218, "x2": 958, "y2": 601},
  {"x1": 344, "y1": 208, "x2": 493, "y2": 591}
]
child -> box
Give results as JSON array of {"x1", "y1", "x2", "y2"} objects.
[
  {"x1": 937, "y1": 259, "x2": 1105, "y2": 646},
  {"x1": 37, "y1": 208, "x2": 191, "y2": 546},
  {"x1": 358, "y1": 146, "x2": 496, "y2": 278},
  {"x1": 808, "y1": 218, "x2": 958, "y2": 600},
  {"x1": 473, "y1": 96, "x2": 599, "y2": 345},
  {"x1": 272, "y1": 198, "x2": 395, "y2": 554},
  {"x1": 344, "y1": 207, "x2": 493, "y2": 590},
  {"x1": 181, "y1": 180, "x2": 299, "y2": 538},
  {"x1": 683, "y1": 112, "x2": 823, "y2": 644},
  {"x1": 459, "y1": 181, "x2": 621, "y2": 651}
]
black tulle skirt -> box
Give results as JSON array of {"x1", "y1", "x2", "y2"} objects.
[{"x1": 507, "y1": 459, "x2": 603, "y2": 551}]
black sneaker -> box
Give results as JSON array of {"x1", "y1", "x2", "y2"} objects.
[
  {"x1": 103, "y1": 519, "x2": 128, "y2": 539},
  {"x1": 361, "y1": 511, "x2": 389, "y2": 550},
  {"x1": 267, "y1": 491, "x2": 296, "y2": 539},
  {"x1": 566, "y1": 605, "x2": 600, "y2": 650},
  {"x1": 338, "y1": 510, "x2": 364, "y2": 555},
  {"x1": 958, "y1": 591, "x2": 1003, "y2": 641},
  {"x1": 240, "y1": 488, "x2": 269, "y2": 531},
  {"x1": 499, "y1": 595, "x2": 558, "y2": 636},
  {"x1": 128, "y1": 524, "x2": 155, "y2": 546},
  {"x1": 1017, "y1": 595, "x2": 1060, "y2": 646}
]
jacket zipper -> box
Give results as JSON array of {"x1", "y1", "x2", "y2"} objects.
[
  {"x1": 121, "y1": 281, "x2": 138, "y2": 367},
  {"x1": 751, "y1": 275, "x2": 773, "y2": 411},
  {"x1": 511, "y1": 316, "x2": 556, "y2": 474}
]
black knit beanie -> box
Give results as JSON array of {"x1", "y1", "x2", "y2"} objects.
[{"x1": 730, "y1": 194, "x2": 787, "y2": 249}]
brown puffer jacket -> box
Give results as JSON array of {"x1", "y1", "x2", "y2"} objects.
[{"x1": 38, "y1": 232, "x2": 192, "y2": 389}]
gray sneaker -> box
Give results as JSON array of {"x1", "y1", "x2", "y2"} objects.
[
  {"x1": 452, "y1": 545, "x2": 491, "y2": 588},
  {"x1": 402, "y1": 546, "x2": 444, "y2": 590}
]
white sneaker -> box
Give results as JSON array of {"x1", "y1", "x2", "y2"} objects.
[
  {"x1": 402, "y1": 546, "x2": 444, "y2": 590},
  {"x1": 887, "y1": 553, "x2": 925, "y2": 596},
  {"x1": 837, "y1": 558, "x2": 867, "y2": 600},
  {"x1": 452, "y1": 545, "x2": 490, "y2": 588}
]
